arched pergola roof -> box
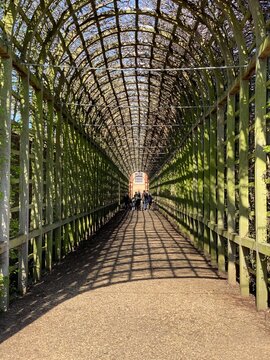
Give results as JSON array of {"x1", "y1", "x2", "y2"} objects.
[{"x1": 1, "y1": 0, "x2": 269, "y2": 176}]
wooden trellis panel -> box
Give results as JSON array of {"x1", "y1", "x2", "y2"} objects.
[
  {"x1": 146, "y1": 4, "x2": 268, "y2": 312},
  {"x1": 151, "y1": 13, "x2": 270, "y2": 310}
]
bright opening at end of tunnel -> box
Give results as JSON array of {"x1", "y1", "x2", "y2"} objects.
[{"x1": 129, "y1": 172, "x2": 149, "y2": 197}]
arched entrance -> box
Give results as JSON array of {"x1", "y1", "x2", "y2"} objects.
[{"x1": 129, "y1": 172, "x2": 149, "y2": 197}]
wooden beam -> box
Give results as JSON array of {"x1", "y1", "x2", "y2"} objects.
[
  {"x1": 226, "y1": 94, "x2": 237, "y2": 285},
  {"x1": 62, "y1": 120, "x2": 70, "y2": 255},
  {"x1": 203, "y1": 117, "x2": 210, "y2": 254},
  {"x1": 197, "y1": 125, "x2": 204, "y2": 250},
  {"x1": 0, "y1": 42, "x2": 10, "y2": 59},
  {"x1": 258, "y1": 35, "x2": 270, "y2": 59},
  {"x1": 54, "y1": 108, "x2": 63, "y2": 261},
  {"x1": 192, "y1": 129, "x2": 198, "y2": 247},
  {"x1": 209, "y1": 112, "x2": 217, "y2": 264},
  {"x1": 0, "y1": 54, "x2": 12, "y2": 311},
  {"x1": 45, "y1": 100, "x2": 54, "y2": 271},
  {"x1": 254, "y1": 56, "x2": 268, "y2": 310},
  {"x1": 32, "y1": 88, "x2": 44, "y2": 282},
  {"x1": 217, "y1": 105, "x2": 225, "y2": 272},
  {"x1": 18, "y1": 72, "x2": 30, "y2": 295},
  {"x1": 239, "y1": 78, "x2": 250, "y2": 297}
]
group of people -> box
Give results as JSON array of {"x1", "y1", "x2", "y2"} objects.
[{"x1": 123, "y1": 191, "x2": 153, "y2": 211}]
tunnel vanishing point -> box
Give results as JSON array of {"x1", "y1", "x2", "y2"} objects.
[{"x1": 0, "y1": 0, "x2": 270, "y2": 313}]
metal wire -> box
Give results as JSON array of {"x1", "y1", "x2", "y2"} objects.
[
  {"x1": 84, "y1": 124, "x2": 182, "y2": 128},
  {"x1": 23, "y1": 63, "x2": 248, "y2": 72},
  {"x1": 63, "y1": 103, "x2": 213, "y2": 109}
]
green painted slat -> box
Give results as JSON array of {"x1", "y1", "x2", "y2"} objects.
[
  {"x1": 203, "y1": 117, "x2": 210, "y2": 254},
  {"x1": 197, "y1": 125, "x2": 204, "y2": 250},
  {"x1": 217, "y1": 105, "x2": 226, "y2": 272},
  {"x1": 209, "y1": 113, "x2": 217, "y2": 264},
  {"x1": 0, "y1": 54, "x2": 12, "y2": 311},
  {"x1": 45, "y1": 100, "x2": 54, "y2": 271},
  {"x1": 18, "y1": 73, "x2": 30, "y2": 295},
  {"x1": 226, "y1": 94, "x2": 237, "y2": 285},
  {"x1": 54, "y1": 108, "x2": 62, "y2": 261},
  {"x1": 239, "y1": 78, "x2": 250, "y2": 297},
  {"x1": 254, "y1": 57, "x2": 268, "y2": 310},
  {"x1": 32, "y1": 88, "x2": 44, "y2": 282}
]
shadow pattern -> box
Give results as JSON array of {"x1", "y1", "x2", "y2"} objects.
[{"x1": 0, "y1": 209, "x2": 224, "y2": 342}]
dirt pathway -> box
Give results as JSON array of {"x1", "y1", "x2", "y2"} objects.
[{"x1": 0, "y1": 210, "x2": 269, "y2": 359}]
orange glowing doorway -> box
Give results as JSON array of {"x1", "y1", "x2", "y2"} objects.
[{"x1": 129, "y1": 172, "x2": 149, "y2": 197}]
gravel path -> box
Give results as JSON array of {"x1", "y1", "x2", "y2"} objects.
[{"x1": 0, "y1": 210, "x2": 269, "y2": 359}]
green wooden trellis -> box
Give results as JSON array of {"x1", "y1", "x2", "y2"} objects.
[
  {"x1": 1, "y1": 0, "x2": 270, "y2": 312},
  {"x1": 0, "y1": 39, "x2": 128, "y2": 310},
  {"x1": 151, "y1": 28, "x2": 270, "y2": 312}
]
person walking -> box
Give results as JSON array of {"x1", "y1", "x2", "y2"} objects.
[
  {"x1": 135, "y1": 192, "x2": 141, "y2": 211},
  {"x1": 131, "y1": 195, "x2": 136, "y2": 210},
  {"x1": 148, "y1": 193, "x2": 153, "y2": 209},
  {"x1": 123, "y1": 193, "x2": 131, "y2": 210},
  {"x1": 142, "y1": 190, "x2": 149, "y2": 210}
]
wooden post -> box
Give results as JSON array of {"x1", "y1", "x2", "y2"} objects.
[
  {"x1": 67, "y1": 123, "x2": 75, "y2": 248},
  {"x1": 74, "y1": 130, "x2": 80, "y2": 244},
  {"x1": 32, "y1": 88, "x2": 44, "y2": 282},
  {"x1": 118, "y1": 179, "x2": 121, "y2": 210},
  {"x1": 78, "y1": 133, "x2": 84, "y2": 240},
  {"x1": 254, "y1": 56, "x2": 268, "y2": 310},
  {"x1": 209, "y1": 113, "x2": 217, "y2": 264},
  {"x1": 192, "y1": 129, "x2": 198, "y2": 247},
  {"x1": 189, "y1": 137, "x2": 195, "y2": 242},
  {"x1": 197, "y1": 124, "x2": 204, "y2": 250},
  {"x1": 62, "y1": 121, "x2": 69, "y2": 254},
  {"x1": 45, "y1": 100, "x2": 54, "y2": 271},
  {"x1": 217, "y1": 105, "x2": 226, "y2": 272},
  {"x1": 203, "y1": 117, "x2": 210, "y2": 254},
  {"x1": 0, "y1": 54, "x2": 12, "y2": 311},
  {"x1": 54, "y1": 108, "x2": 62, "y2": 261},
  {"x1": 18, "y1": 73, "x2": 30, "y2": 294},
  {"x1": 239, "y1": 78, "x2": 250, "y2": 297},
  {"x1": 227, "y1": 94, "x2": 236, "y2": 285}
]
